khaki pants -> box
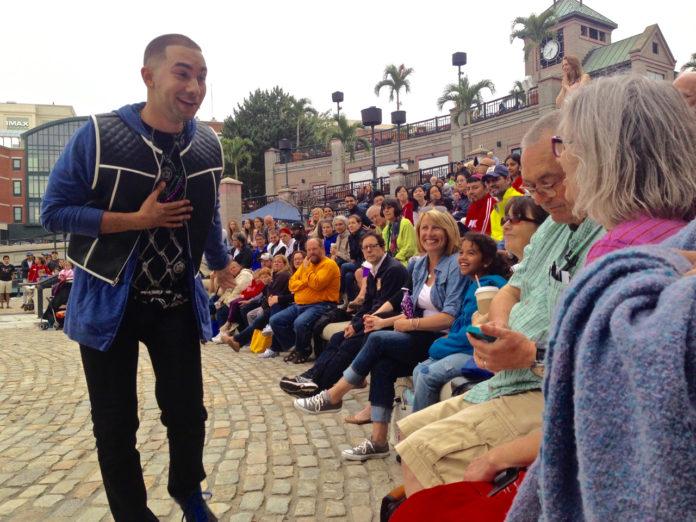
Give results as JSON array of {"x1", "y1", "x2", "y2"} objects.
[{"x1": 395, "y1": 390, "x2": 543, "y2": 489}]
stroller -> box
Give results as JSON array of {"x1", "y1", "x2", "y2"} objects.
[{"x1": 40, "y1": 279, "x2": 72, "y2": 330}]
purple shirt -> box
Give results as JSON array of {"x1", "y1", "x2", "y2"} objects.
[{"x1": 585, "y1": 215, "x2": 686, "y2": 265}]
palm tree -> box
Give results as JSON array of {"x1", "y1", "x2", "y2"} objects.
[
  {"x1": 509, "y1": 80, "x2": 526, "y2": 106},
  {"x1": 286, "y1": 97, "x2": 318, "y2": 149},
  {"x1": 510, "y1": 9, "x2": 558, "y2": 62},
  {"x1": 437, "y1": 76, "x2": 495, "y2": 153},
  {"x1": 374, "y1": 64, "x2": 414, "y2": 110},
  {"x1": 221, "y1": 136, "x2": 253, "y2": 180},
  {"x1": 682, "y1": 53, "x2": 696, "y2": 72},
  {"x1": 321, "y1": 115, "x2": 370, "y2": 172}
]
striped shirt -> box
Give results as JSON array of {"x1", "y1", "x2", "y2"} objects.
[
  {"x1": 465, "y1": 216, "x2": 605, "y2": 403},
  {"x1": 585, "y1": 215, "x2": 686, "y2": 266}
]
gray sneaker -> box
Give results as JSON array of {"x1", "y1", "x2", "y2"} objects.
[
  {"x1": 279, "y1": 375, "x2": 319, "y2": 397},
  {"x1": 341, "y1": 438, "x2": 390, "y2": 461},
  {"x1": 294, "y1": 391, "x2": 342, "y2": 414}
]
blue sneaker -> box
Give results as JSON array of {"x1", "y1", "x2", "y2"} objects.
[{"x1": 176, "y1": 490, "x2": 217, "y2": 522}]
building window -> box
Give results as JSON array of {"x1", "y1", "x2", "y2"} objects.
[
  {"x1": 13, "y1": 207, "x2": 22, "y2": 223},
  {"x1": 599, "y1": 31, "x2": 606, "y2": 42},
  {"x1": 12, "y1": 180, "x2": 21, "y2": 197},
  {"x1": 28, "y1": 201, "x2": 40, "y2": 225},
  {"x1": 510, "y1": 147, "x2": 522, "y2": 156},
  {"x1": 12, "y1": 158, "x2": 21, "y2": 170},
  {"x1": 581, "y1": 25, "x2": 587, "y2": 36},
  {"x1": 653, "y1": 42, "x2": 659, "y2": 54},
  {"x1": 647, "y1": 71, "x2": 665, "y2": 80}
]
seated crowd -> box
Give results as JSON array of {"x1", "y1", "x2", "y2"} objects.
[{"x1": 206, "y1": 74, "x2": 696, "y2": 519}]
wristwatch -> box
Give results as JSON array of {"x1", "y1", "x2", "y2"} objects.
[{"x1": 530, "y1": 342, "x2": 546, "y2": 377}]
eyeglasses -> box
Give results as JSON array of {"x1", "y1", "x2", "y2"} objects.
[
  {"x1": 521, "y1": 177, "x2": 563, "y2": 198},
  {"x1": 551, "y1": 136, "x2": 564, "y2": 158},
  {"x1": 361, "y1": 243, "x2": 380, "y2": 251},
  {"x1": 501, "y1": 215, "x2": 539, "y2": 226}
]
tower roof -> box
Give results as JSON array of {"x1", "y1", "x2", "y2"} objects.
[{"x1": 547, "y1": 0, "x2": 618, "y2": 30}]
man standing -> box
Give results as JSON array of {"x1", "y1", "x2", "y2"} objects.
[
  {"x1": 267, "y1": 237, "x2": 340, "y2": 362},
  {"x1": 0, "y1": 255, "x2": 15, "y2": 309},
  {"x1": 345, "y1": 193, "x2": 373, "y2": 227},
  {"x1": 41, "y1": 34, "x2": 230, "y2": 521},
  {"x1": 464, "y1": 174, "x2": 495, "y2": 234},
  {"x1": 20, "y1": 251, "x2": 33, "y2": 306}
]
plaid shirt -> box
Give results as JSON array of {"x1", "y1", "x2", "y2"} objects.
[{"x1": 465, "y1": 216, "x2": 605, "y2": 403}]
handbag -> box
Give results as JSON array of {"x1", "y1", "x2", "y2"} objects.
[{"x1": 249, "y1": 329, "x2": 272, "y2": 354}]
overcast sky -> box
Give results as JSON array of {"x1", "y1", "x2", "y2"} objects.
[{"x1": 4, "y1": 0, "x2": 694, "y2": 125}]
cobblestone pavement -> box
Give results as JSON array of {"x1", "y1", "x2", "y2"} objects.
[{"x1": 0, "y1": 320, "x2": 402, "y2": 521}]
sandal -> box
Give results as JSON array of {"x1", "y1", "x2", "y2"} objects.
[
  {"x1": 292, "y1": 351, "x2": 311, "y2": 364},
  {"x1": 345, "y1": 414, "x2": 372, "y2": 425},
  {"x1": 283, "y1": 351, "x2": 297, "y2": 363}
]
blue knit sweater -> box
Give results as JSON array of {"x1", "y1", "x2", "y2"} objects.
[{"x1": 507, "y1": 221, "x2": 696, "y2": 521}]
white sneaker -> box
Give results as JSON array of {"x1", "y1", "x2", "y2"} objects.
[
  {"x1": 261, "y1": 324, "x2": 273, "y2": 337},
  {"x1": 258, "y1": 349, "x2": 278, "y2": 358},
  {"x1": 211, "y1": 333, "x2": 224, "y2": 344}
]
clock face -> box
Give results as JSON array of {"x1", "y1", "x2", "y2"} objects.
[{"x1": 542, "y1": 40, "x2": 559, "y2": 60}]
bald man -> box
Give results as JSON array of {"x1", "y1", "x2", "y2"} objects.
[{"x1": 674, "y1": 72, "x2": 696, "y2": 112}]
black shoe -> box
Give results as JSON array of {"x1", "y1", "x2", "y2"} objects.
[
  {"x1": 279, "y1": 375, "x2": 319, "y2": 397},
  {"x1": 175, "y1": 490, "x2": 218, "y2": 522}
]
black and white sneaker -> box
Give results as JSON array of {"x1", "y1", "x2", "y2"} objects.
[
  {"x1": 279, "y1": 375, "x2": 319, "y2": 397},
  {"x1": 294, "y1": 391, "x2": 342, "y2": 414},
  {"x1": 341, "y1": 438, "x2": 390, "y2": 461}
]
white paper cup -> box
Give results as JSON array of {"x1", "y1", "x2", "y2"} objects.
[{"x1": 475, "y1": 286, "x2": 499, "y2": 315}]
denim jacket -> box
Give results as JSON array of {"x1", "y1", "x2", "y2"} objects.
[{"x1": 410, "y1": 252, "x2": 466, "y2": 318}]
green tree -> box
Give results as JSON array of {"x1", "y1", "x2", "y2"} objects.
[
  {"x1": 374, "y1": 64, "x2": 414, "y2": 110},
  {"x1": 510, "y1": 9, "x2": 558, "y2": 61},
  {"x1": 437, "y1": 76, "x2": 495, "y2": 153},
  {"x1": 221, "y1": 136, "x2": 253, "y2": 180},
  {"x1": 682, "y1": 53, "x2": 696, "y2": 71},
  {"x1": 509, "y1": 80, "x2": 526, "y2": 105},
  {"x1": 321, "y1": 115, "x2": 370, "y2": 171},
  {"x1": 286, "y1": 97, "x2": 318, "y2": 149},
  {"x1": 223, "y1": 87, "x2": 317, "y2": 196}
]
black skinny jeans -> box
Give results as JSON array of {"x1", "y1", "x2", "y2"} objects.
[{"x1": 80, "y1": 299, "x2": 207, "y2": 521}]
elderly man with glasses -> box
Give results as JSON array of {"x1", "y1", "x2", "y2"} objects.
[{"x1": 394, "y1": 111, "x2": 605, "y2": 499}]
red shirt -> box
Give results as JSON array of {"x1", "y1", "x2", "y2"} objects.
[
  {"x1": 512, "y1": 175, "x2": 524, "y2": 192},
  {"x1": 28, "y1": 263, "x2": 49, "y2": 283},
  {"x1": 401, "y1": 201, "x2": 414, "y2": 225},
  {"x1": 464, "y1": 194, "x2": 495, "y2": 235}
]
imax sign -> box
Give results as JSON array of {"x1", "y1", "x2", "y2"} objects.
[{"x1": 6, "y1": 117, "x2": 30, "y2": 129}]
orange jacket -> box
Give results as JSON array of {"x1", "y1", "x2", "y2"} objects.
[{"x1": 289, "y1": 256, "x2": 340, "y2": 305}]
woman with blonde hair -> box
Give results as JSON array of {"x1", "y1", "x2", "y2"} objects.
[
  {"x1": 555, "y1": 55, "x2": 590, "y2": 107},
  {"x1": 308, "y1": 207, "x2": 324, "y2": 238},
  {"x1": 294, "y1": 209, "x2": 467, "y2": 461}
]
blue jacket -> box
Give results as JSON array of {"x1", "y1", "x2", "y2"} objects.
[
  {"x1": 410, "y1": 252, "x2": 467, "y2": 319},
  {"x1": 41, "y1": 103, "x2": 229, "y2": 352},
  {"x1": 428, "y1": 274, "x2": 507, "y2": 360}
]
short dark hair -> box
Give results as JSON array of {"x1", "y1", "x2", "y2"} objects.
[
  {"x1": 345, "y1": 194, "x2": 357, "y2": 200},
  {"x1": 144, "y1": 34, "x2": 201, "y2": 66},
  {"x1": 504, "y1": 153, "x2": 521, "y2": 166},
  {"x1": 373, "y1": 190, "x2": 384, "y2": 199},
  {"x1": 381, "y1": 197, "x2": 402, "y2": 217},
  {"x1": 361, "y1": 230, "x2": 385, "y2": 248},
  {"x1": 2, "y1": 255, "x2": 9, "y2": 260},
  {"x1": 506, "y1": 195, "x2": 549, "y2": 225}
]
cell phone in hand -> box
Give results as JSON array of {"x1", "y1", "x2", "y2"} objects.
[
  {"x1": 487, "y1": 467, "x2": 525, "y2": 497},
  {"x1": 466, "y1": 325, "x2": 497, "y2": 343}
]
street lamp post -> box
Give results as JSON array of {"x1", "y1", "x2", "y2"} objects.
[
  {"x1": 278, "y1": 138, "x2": 292, "y2": 188},
  {"x1": 391, "y1": 110, "x2": 406, "y2": 169},
  {"x1": 452, "y1": 52, "x2": 467, "y2": 83},
  {"x1": 361, "y1": 106, "x2": 382, "y2": 190},
  {"x1": 332, "y1": 91, "x2": 344, "y2": 120}
]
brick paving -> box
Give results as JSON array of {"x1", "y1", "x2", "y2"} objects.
[{"x1": 0, "y1": 313, "x2": 402, "y2": 521}]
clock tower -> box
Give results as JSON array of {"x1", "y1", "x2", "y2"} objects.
[{"x1": 523, "y1": 0, "x2": 618, "y2": 83}]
